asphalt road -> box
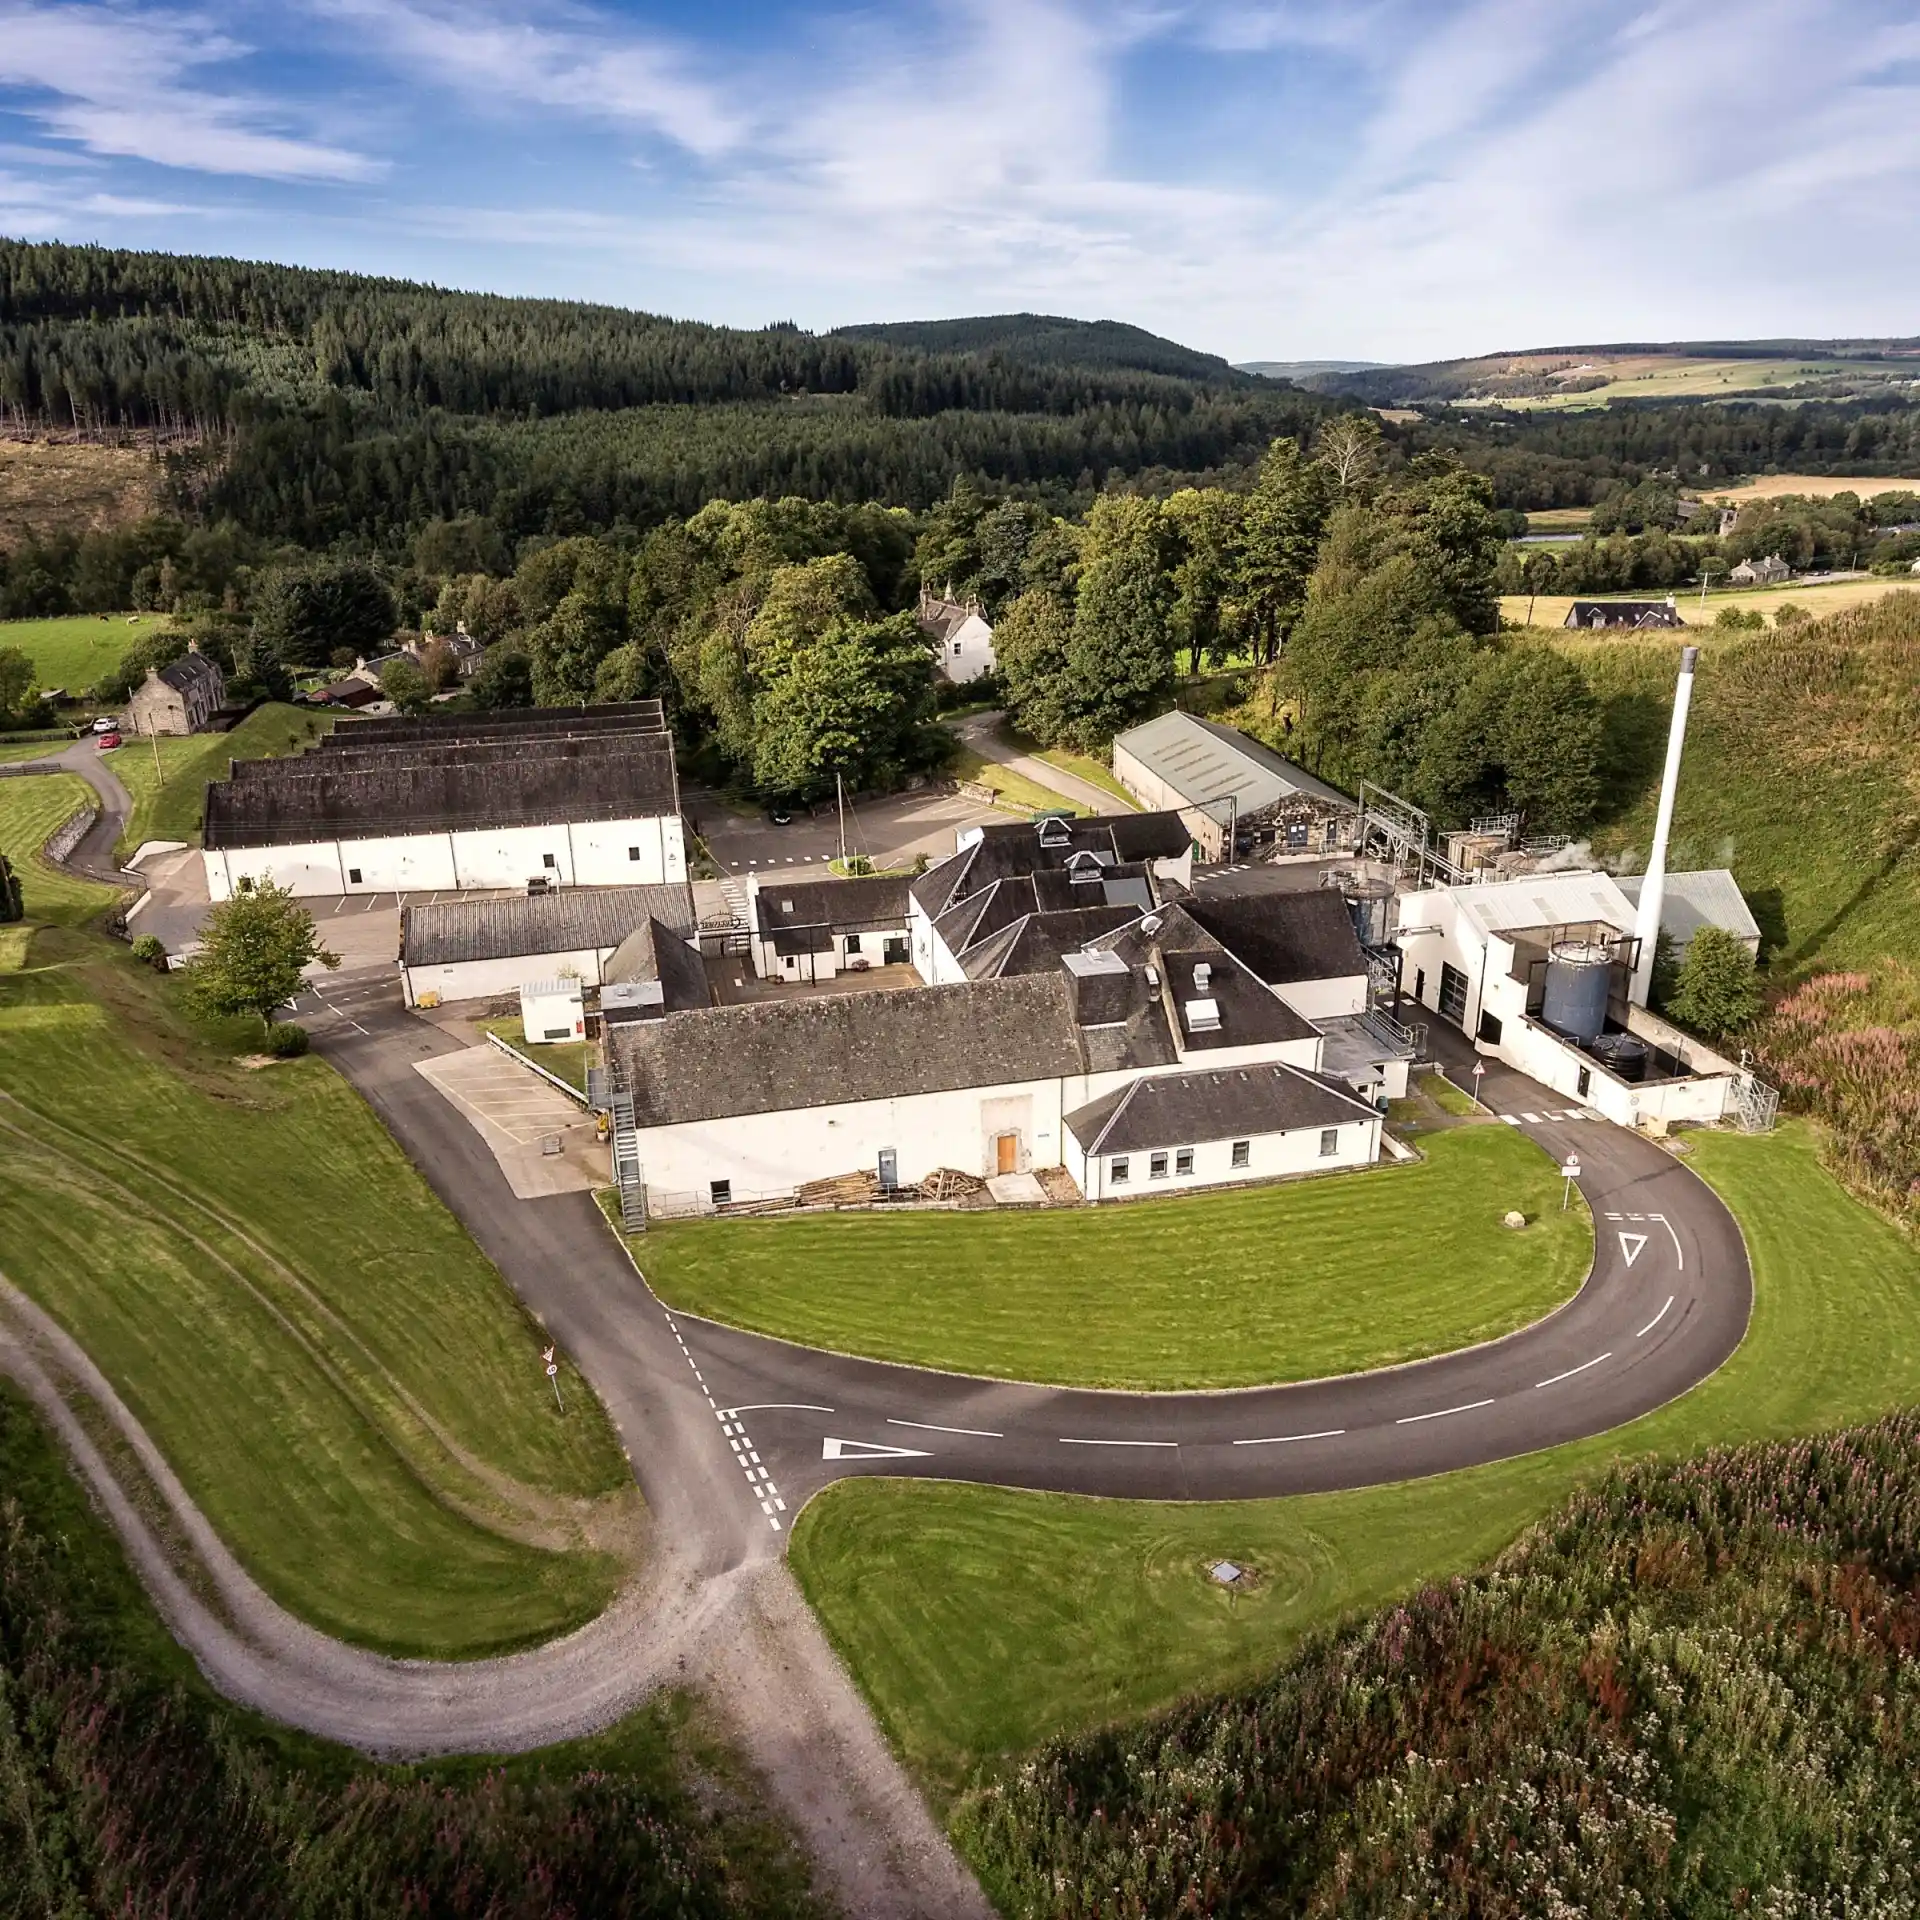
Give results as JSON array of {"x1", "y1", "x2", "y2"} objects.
[{"x1": 315, "y1": 984, "x2": 1752, "y2": 1571}]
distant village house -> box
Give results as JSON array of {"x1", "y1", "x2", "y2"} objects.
[
  {"x1": 1727, "y1": 553, "x2": 1792, "y2": 587},
  {"x1": 123, "y1": 641, "x2": 225, "y2": 735},
  {"x1": 916, "y1": 587, "x2": 997, "y2": 684},
  {"x1": 1563, "y1": 598, "x2": 1686, "y2": 631}
]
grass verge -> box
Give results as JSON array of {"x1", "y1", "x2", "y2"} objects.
[
  {"x1": 635, "y1": 1127, "x2": 1589, "y2": 1390},
  {"x1": 789, "y1": 1122, "x2": 1920, "y2": 1803},
  {"x1": 946, "y1": 743, "x2": 1089, "y2": 818},
  {"x1": 480, "y1": 1016, "x2": 593, "y2": 1094},
  {"x1": 1026, "y1": 743, "x2": 1140, "y2": 810},
  {"x1": 0, "y1": 772, "x2": 122, "y2": 924},
  {"x1": 111, "y1": 701, "x2": 334, "y2": 854},
  {"x1": 0, "y1": 931, "x2": 630, "y2": 1657}
]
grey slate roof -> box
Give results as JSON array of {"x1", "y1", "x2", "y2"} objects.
[
  {"x1": 155, "y1": 652, "x2": 222, "y2": 694},
  {"x1": 961, "y1": 904, "x2": 1143, "y2": 979},
  {"x1": 1093, "y1": 903, "x2": 1319, "y2": 1050},
  {"x1": 1563, "y1": 601, "x2": 1686, "y2": 630},
  {"x1": 754, "y1": 874, "x2": 911, "y2": 938},
  {"x1": 401, "y1": 883, "x2": 695, "y2": 967},
  {"x1": 205, "y1": 732, "x2": 679, "y2": 846},
  {"x1": 1185, "y1": 890, "x2": 1370, "y2": 984},
  {"x1": 1064, "y1": 1061, "x2": 1377, "y2": 1155},
  {"x1": 327, "y1": 700, "x2": 665, "y2": 747},
  {"x1": 611, "y1": 975, "x2": 1091, "y2": 1127},
  {"x1": 603, "y1": 917, "x2": 711, "y2": 1011},
  {"x1": 909, "y1": 811, "x2": 1190, "y2": 919}
]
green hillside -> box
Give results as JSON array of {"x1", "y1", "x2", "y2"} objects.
[{"x1": 832, "y1": 313, "x2": 1250, "y2": 383}]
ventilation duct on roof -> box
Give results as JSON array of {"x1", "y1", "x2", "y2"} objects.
[
  {"x1": 1184, "y1": 997, "x2": 1221, "y2": 1033},
  {"x1": 1193, "y1": 960, "x2": 1212, "y2": 993}
]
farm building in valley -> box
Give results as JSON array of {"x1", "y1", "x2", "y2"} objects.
[
  {"x1": 201, "y1": 702, "x2": 685, "y2": 900},
  {"x1": 1562, "y1": 598, "x2": 1686, "y2": 631},
  {"x1": 1110, "y1": 711, "x2": 1357, "y2": 860}
]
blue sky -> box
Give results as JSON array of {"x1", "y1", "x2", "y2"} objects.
[{"x1": 1, "y1": 1, "x2": 1917, "y2": 363}]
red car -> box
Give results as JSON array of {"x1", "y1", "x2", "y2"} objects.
[{"x1": 95, "y1": 732, "x2": 122, "y2": 751}]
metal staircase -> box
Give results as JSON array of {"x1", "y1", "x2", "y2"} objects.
[{"x1": 609, "y1": 1089, "x2": 647, "y2": 1230}]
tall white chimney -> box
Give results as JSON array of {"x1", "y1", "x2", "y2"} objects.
[{"x1": 1630, "y1": 644, "x2": 1699, "y2": 1006}]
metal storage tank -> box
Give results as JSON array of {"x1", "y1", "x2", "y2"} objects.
[
  {"x1": 1341, "y1": 876, "x2": 1395, "y2": 948},
  {"x1": 1541, "y1": 940, "x2": 1612, "y2": 1043},
  {"x1": 1590, "y1": 1032, "x2": 1650, "y2": 1083}
]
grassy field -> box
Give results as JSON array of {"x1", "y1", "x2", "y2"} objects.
[
  {"x1": 0, "y1": 611, "x2": 168, "y2": 695},
  {"x1": 0, "y1": 934, "x2": 632, "y2": 1658},
  {"x1": 1706, "y1": 472, "x2": 1920, "y2": 503},
  {"x1": 946, "y1": 742, "x2": 1088, "y2": 818},
  {"x1": 112, "y1": 701, "x2": 334, "y2": 854},
  {"x1": 1504, "y1": 576, "x2": 1917, "y2": 631},
  {"x1": 1463, "y1": 355, "x2": 1919, "y2": 412},
  {"x1": 479, "y1": 1016, "x2": 594, "y2": 1093},
  {"x1": 1563, "y1": 595, "x2": 1920, "y2": 978},
  {"x1": 0, "y1": 773, "x2": 121, "y2": 926},
  {"x1": 635, "y1": 1127, "x2": 1588, "y2": 1390},
  {"x1": 790, "y1": 1123, "x2": 1920, "y2": 1802}
]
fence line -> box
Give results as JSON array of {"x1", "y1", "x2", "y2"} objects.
[{"x1": 482, "y1": 1030, "x2": 591, "y2": 1108}]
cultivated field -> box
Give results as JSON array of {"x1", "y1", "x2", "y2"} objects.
[
  {"x1": 635, "y1": 1127, "x2": 1588, "y2": 1391},
  {"x1": 1504, "y1": 576, "x2": 1918, "y2": 631},
  {"x1": 1461, "y1": 354, "x2": 1918, "y2": 411},
  {"x1": 0, "y1": 610, "x2": 168, "y2": 695},
  {"x1": 0, "y1": 439, "x2": 166, "y2": 546},
  {"x1": 0, "y1": 943, "x2": 632, "y2": 1657},
  {"x1": 791, "y1": 1124, "x2": 1920, "y2": 1800},
  {"x1": 1705, "y1": 472, "x2": 1920, "y2": 503}
]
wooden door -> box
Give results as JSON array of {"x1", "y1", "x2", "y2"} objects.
[{"x1": 995, "y1": 1132, "x2": 1018, "y2": 1175}]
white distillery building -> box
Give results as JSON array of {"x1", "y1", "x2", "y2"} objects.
[
  {"x1": 747, "y1": 872, "x2": 914, "y2": 983},
  {"x1": 609, "y1": 894, "x2": 1392, "y2": 1216},
  {"x1": 202, "y1": 702, "x2": 685, "y2": 900},
  {"x1": 399, "y1": 881, "x2": 698, "y2": 1007}
]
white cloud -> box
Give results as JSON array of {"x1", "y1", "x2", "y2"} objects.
[{"x1": 0, "y1": 4, "x2": 378, "y2": 180}]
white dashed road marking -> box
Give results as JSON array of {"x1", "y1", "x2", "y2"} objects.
[
  {"x1": 1232, "y1": 1428, "x2": 1346, "y2": 1446},
  {"x1": 656, "y1": 1307, "x2": 786, "y2": 1530},
  {"x1": 1638, "y1": 1294, "x2": 1675, "y2": 1338},
  {"x1": 1397, "y1": 1398, "x2": 1494, "y2": 1425},
  {"x1": 1536, "y1": 1352, "x2": 1612, "y2": 1390}
]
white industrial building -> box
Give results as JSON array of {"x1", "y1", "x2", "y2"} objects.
[
  {"x1": 748, "y1": 873, "x2": 914, "y2": 983},
  {"x1": 1111, "y1": 710, "x2": 1357, "y2": 861},
  {"x1": 202, "y1": 702, "x2": 685, "y2": 900},
  {"x1": 606, "y1": 815, "x2": 1416, "y2": 1215},
  {"x1": 399, "y1": 882, "x2": 698, "y2": 1007}
]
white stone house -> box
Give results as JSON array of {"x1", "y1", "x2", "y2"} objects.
[
  {"x1": 916, "y1": 588, "x2": 998, "y2": 684},
  {"x1": 747, "y1": 872, "x2": 913, "y2": 983}
]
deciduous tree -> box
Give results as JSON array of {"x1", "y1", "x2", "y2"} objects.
[
  {"x1": 1668, "y1": 925, "x2": 1763, "y2": 1038},
  {"x1": 184, "y1": 880, "x2": 339, "y2": 1038}
]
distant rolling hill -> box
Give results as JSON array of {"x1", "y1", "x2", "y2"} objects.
[
  {"x1": 1299, "y1": 338, "x2": 1920, "y2": 410},
  {"x1": 831, "y1": 313, "x2": 1258, "y2": 384},
  {"x1": 1235, "y1": 359, "x2": 1391, "y2": 381}
]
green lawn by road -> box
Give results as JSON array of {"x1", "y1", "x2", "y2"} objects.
[
  {"x1": 0, "y1": 934, "x2": 631, "y2": 1658},
  {"x1": 790, "y1": 1123, "x2": 1920, "y2": 1803},
  {"x1": 0, "y1": 773, "x2": 121, "y2": 926},
  {"x1": 111, "y1": 701, "x2": 334, "y2": 855},
  {"x1": 635, "y1": 1126, "x2": 1588, "y2": 1390}
]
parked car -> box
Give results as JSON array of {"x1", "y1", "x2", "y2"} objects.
[
  {"x1": 90, "y1": 715, "x2": 120, "y2": 734},
  {"x1": 95, "y1": 732, "x2": 121, "y2": 751}
]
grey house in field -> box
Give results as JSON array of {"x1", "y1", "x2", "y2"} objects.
[
  {"x1": 1563, "y1": 598, "x2": 1686, "y2": 631},
  {"x1": 123, "y1": 642, "x2": 225, "y2": 735}
]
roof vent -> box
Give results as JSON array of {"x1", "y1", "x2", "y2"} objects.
[
  {"x1": 1193, "y1": 961, "x2": 1212, "y2": 993},
  {"x1": 1140, "y1": 913, "x2": 1163, "y2": 937},
  {"x1": 1184, "y1": 997, "x2": 1221, "y2": 1033},
  {"x1": 1145, "y1": 964, "x2": 1161, "y2": 991},
  {"x1": 780, "y1": 899, "x2": 794, "y2": 913}
]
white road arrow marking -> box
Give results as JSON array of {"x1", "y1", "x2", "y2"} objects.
[
  {"x1": 1618, "y1": 1231, "x2": 1649, "y2": 1268},
  {"x1": 823, "y1": 1436, "x2": 933, "y2": 1460}
]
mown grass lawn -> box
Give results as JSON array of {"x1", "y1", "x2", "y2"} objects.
[
  {"x1": 479, "y1": 1016, "x2": 593, "y2": 1093},
  {"x1": 638, "y1": 1126, "x2": 1588, "y2": 1390},
  {"x1": 790, "y1": 1123, "x2": 1920, "y2": 1804},
  {"x1": 112, "y1": 701, "x2": 334, "y2": 854},
  {"x1": 0, "y1": 773, "x2": 122, "y2": 925},
  {"x1": 945, "y1": 742, "x2": 1088, "y2": 819},
  {"x1": 0, "y1": 610, "x2": 167, "y2": 695},
  {"x1": 0, "y1": 934, "x2": 631, "y2": 1658}
]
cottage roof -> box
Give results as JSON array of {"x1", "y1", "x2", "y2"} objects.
[
  {"x1": 753, "y1": 874, "x2": 911, "y2": 938},
  {"x1": 1563, "y1": 600, "x2": 1686, "y2": 629},
  {"x1": 1185, "y1": 889, "x2": 1370, "y2": 984},
  {"x1": 400, "y1": 883, "x2": 695, "y2": 967},
  {"x1": 154, "y1": 652, "x2": 222, "y2": 695},
  {"x1": 1112, "y1": 710, "x2": 1353, "y2": 819},
  {"x1": 610, "y1": 974, "x2": 1091, "y2": 1126},
  {"x1": 205, "y1": 731, "x2": 680, "y2": 847},
  {"x1": 603, "y1": 916, "x2": 711, "y2": 1010},
  {"x1": 320, "y1": 701, "x2": 665, "y2": 750},
  {"x1": 1064, "y1": 1061, "x2": 1378, "y2": 1156}
]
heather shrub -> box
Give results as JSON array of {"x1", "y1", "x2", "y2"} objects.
[{"x1": 958, "y1": 1414, "x2": 1920, "y2": 1917}]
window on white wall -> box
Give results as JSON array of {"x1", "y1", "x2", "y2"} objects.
[
  {"x1": 1150, "y1": 1151, "x2": 1169, "y2": 1179},
  {"x1": 1110, "y1": 1157, "x2": 1130, "y2": 1184},
  {"x1": 1175, "y1": 1147, "x2": 1194, "y2": 1176},
  {"x1": 347, "y1": 867, "x2": 362, "y2": 884},
  {"x1": 628, "y1": 846, "x2": 641, "y2": 861},
  {"x1": 1319, "y1": 1128, "x2": 1340, "y2": 1157},
  {"x1": 845, "y1": 933, "x2": 862, "y2": 953},
  {"x1": 542, "y1": 853, "x2": 558, "y2": 869},
  {"x1": 710, "y1": 1179, "x2": 732, "y2": 1207},
  {"x1": 1231, "y1": 1140, "x2": 1250, "y2": 1169}
]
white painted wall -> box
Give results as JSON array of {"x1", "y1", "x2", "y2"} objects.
[
  {"x1": 403, "y1": 946, "x2": 609, "y2": 1008},
  {"x1": 206, "y1": 813, "x2": 684, "y2": 901},
  {"x1": 520, "y1": 980, "x2": 585, "y2": 1044},
  {"x1": 1274, "y1": 973, "x2": 1369, "y2": 1023},
  {"x1": 1071, "y1": 1114, "x2": 1381, "y2": 1202},
  {"x1": 937, "y1": 612, "x2": 997, "y2": 684}
]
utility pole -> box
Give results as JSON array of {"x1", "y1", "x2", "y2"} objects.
[
  {"x1": 145, "y1": 710, "x2": 161, "y2": 786},
  {"x1": 836, "y1": 771, "x2": 847, "y2": 868}
]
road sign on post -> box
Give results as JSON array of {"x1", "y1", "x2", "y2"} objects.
[
  {"x1": 1561, "y1": 1158, "x2": 1581, "y2": 1211},
  {"x1": 543, "y1": 1345, "x2": 564, "y2": 1412}
]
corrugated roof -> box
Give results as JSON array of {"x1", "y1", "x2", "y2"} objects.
[
  {"x1": 1615, "y1": 869, "x2": 1760, "y2": 946},
  {"x1": 1064, "y1": 1061, "x2": 1376, "y2": 1155},
  {"x1": 1452, "y1": 870, "x2": 1636, "y2": 939},
  {"x1": 401, "y1": 883, "x2": 695, "y2": 966},
  {"x1": 1113, "y1": 711, "x2": 1353, "y2": 817}
]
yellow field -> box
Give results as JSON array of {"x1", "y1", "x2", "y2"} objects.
[
  {"x1": 1460, "y1": 353, "x2": 1917, "y2": 413},
  {"x1": 1505, "y1": 577, "x2": 1920, "y2": 632},
  {"x1": 1704, "y1": 473, "x2": 1920, "y2": 503}
]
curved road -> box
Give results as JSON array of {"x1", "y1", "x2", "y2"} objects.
[
  {"x1": 318, "y1": 991, "x2": 1751, "y2": 1576},
  {"x1": 7, "y1": 736, "x2": 135, "y2": 885}
]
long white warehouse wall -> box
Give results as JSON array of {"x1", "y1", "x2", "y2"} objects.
[
  {"x1": 206, "y1": 814, "x2": 685, "y2": 900},
  {"x1": 1071, "y1": 1114, "x2": 1381, "y2": 1202}
]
